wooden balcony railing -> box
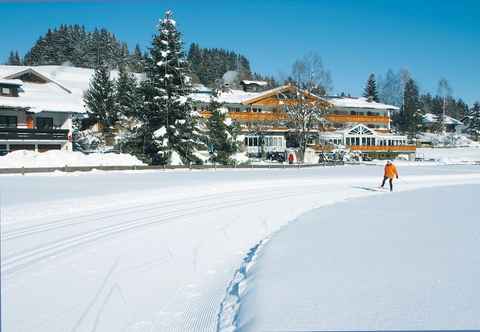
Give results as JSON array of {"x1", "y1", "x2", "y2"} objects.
[
  {"x1": 0, "y1": 128, "x2": 69, "y2": 141},
  {"x1": 325, "y1": 114, "x2": 390, "y2": 124},
  {"x1": 349, "y1": 145, "x2": 416, "y2": 152},
  {"x1": 200, "y1": 111, "x2": 288, "y2": 122},
  {"x1": 200, "y1": 111, "x2": 390, "y2": 124}
]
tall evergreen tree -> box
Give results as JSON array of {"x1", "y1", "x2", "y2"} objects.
[
  {"x1": 115, "y1": 66, "x2": 140, "y2": 120},
  {"x1": 363, "y1": 73, "x2": 379, "y2": 102},
  {"x1": 6, "y1": 51, "x2": 22, "y2": 65},
  {"x1": 205, "y1": 101, "x2": 238, "y2": 164},
  {"x1": 83, "y1": 64, "x2": 117, "y2": 134},
  {"x1": 132, "y1": 10, "x2": 205, "y2": 165},
  {"x1": 398, "y1": 78, "x2": 422, "y2": 138},
  {"x1": 467, "y1": 102, "x2": 480, "y2": 141},
  {"x1": 128, "y1": 44, "x2": 145, "y2": 72}
]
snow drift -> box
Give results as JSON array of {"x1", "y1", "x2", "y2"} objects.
[{"x1": 0, "y1": 150, "x2": 144, "y2": 168}]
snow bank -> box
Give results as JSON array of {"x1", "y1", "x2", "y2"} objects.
[
  {"x1": 417, "y1": 133, "x2": 479, "y2": 148},
  {"x1": 231, "y1": 152, "x2": 249, "y2": 164},
  {"x1": 417, "y1": 147, "x2": 480, "y2": 163},
  {"x1": 169, "y1": 150, "x2": 183, "y2": 165},
  {"x1": 237, "y1": 185, "x2": 480, "y2": 331},
  {"x1": 0, "y1": 150, "x2": 144, "y2": 168}
]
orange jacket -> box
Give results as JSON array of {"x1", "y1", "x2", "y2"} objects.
[{"x1": 384, "y1": 164, "x2": 398, "y2": 179}]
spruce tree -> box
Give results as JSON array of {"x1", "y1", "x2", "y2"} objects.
[
  {"x1": 401, "y1": 78, "x2": 422, "y2": 138},
  {"x1": 134, "y1": 10, "x2": 206, "y2": 165},
  {"x1": 206, "y1": 100, "x2": 238, "y2": 164},
  {"x1": 363, "y1": 73, "x2": 379, "y2": 102},
  {"x1": 128, "y1": 44, "x2": 145, "y2": 72},
  {"x1": 467, "y1": 102, "x2": 480, "y2": 141},
  {"x1": 84, "y1": 64, "x2": 117, "y2": 134},
  {"x1": 115, "y1": 66, "x2": 139, "y2": 120},
  {"x1": 6, "y1": 51, "x2": 22, "y2": 65}
]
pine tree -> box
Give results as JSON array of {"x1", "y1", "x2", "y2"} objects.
[
  {"x1": 205, "y1": 100, "x2": 238, "y2": 164},
  {"x1": 363, "y1": 73, "x2": 379, "y2": 102},
  {"x1": 6, "y1": 51, "x2": 22, "y2": 65},
  {"x1": 400, "y1": 78, "x2": 422, "y2": 138},
  {"x1": 115, "y1": 66, "x2": 140, "y2": 120},
  {"x1": 128, "y1": 44, "x2": 145, "y2": 72},
  {"x1": 133, "y1": 10, "x2": 206, "y2": 165},
  {"x1": 84, "y1": 64, "x2": 117, "y2": 135},
  {"x1": 467, "y1": 102, "x2": 480, "y2": 141}
]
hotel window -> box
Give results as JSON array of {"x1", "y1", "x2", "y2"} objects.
[
  {"x1": 0, "y1": 115, "x2": 17, "y2": 128},
  {"x1": 1, "y1": 87, "x2": 11, "y2": 95},
  {"x1": 36, "y1": 117, "x2": 54, "y2": 130}
]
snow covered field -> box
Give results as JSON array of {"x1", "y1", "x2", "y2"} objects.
[
  {"x1": 2, "y1": 165, "x2": 480, "y2": 331},
  {"x1": 416, "y1": 147, "x2": 480, "y2": 163},
  {"x1": 0, "y1": 150, "x2": 144, "y2": 168},
  {"x1": 235, "y1": 185, "x2": 480, "y2": 331}
]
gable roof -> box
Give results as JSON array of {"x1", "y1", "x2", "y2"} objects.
[
  {"x1": 422, "y1": 113, "x2": 463, "y2": 125},
  {"x1": 326, "y1": 96, "x2": 399, "y2": 111},
  {"x1": 344, "y1": 124, "x2": 376, "y2": 135},
  {"x1": 241, "y1": 85, "x2": 332, "y2": 107},
  {"x1": 5, "y1": 68, "x2": 72, "y2": 94}
]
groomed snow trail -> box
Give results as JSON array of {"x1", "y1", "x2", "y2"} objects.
[
  {"x1": 1, "y1": 165, "x2": 480, "y2": 331},
  {"x1": 235, "y1": 184, "x2": 480, "y2": 331}
]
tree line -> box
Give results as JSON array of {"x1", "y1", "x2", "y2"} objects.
[{"x1": 361, "y1": 71, "x2": 479, "y2": 138}]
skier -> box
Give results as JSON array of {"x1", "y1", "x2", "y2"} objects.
[{"x1": 380, "y1": 160, "x2": 399, "y2": 192}]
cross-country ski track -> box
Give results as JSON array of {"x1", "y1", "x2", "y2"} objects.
[{"x1": 1, "y1": 165, "x2": 480, "y2": 331}]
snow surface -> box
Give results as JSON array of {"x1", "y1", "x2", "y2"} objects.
[
  {"x1": 0, "y1": 150, "x2": 144, "y2": 168},
  {"x1": 2, "y1": 165, "x2": 480, "y2": 331},
  {"x1": 423, "y1": 112, "x2": 463, "y2": 125},
  {"x1": 235, "y1": 184, "x2": 480, "y2": 331},
  {"x1": 0, "y1": 65, "x2": 144, "y2": 114},
  {"x1": 416, "y1": 147, "x2": 480, "y2": 163},
  {"x1": 417, "y1": 133, "x2": 480, "y2": 148},
  {"x1": 326, "y1": 96, "x2": 399, "y2": 110}
]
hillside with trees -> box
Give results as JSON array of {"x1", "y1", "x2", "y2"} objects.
[{"x1": 5, "y1": 25, "x2": 146, "y2": 71}]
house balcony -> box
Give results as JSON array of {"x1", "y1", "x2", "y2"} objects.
[
  {"x1": 0, "y1": 128, "x2": 69, "y2": 141},
  {"x1": 324, "y1": 114, "x2": 390, "y2": 124}
]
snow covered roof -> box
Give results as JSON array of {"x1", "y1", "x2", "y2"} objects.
[
  {"x1": 422, "y1": 113, "x2": 463, "y2": 125},
  {"x1": 241, "y1": 80, "x2": 268, "y2": 86},
  {"x1": 190, "y1": 88, "x2": 261, "y2": 104},
  {"x1": 0, "y1": 78, "x2": 23, "y2": 86},
  {"x1": 0, "y1": 65, "x2": 143, "y2": 114},
  {"x1": 326, "y1": 96, "x2": 399, "y2": 111}
]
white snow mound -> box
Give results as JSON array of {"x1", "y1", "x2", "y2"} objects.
[{"x1": 0, "y1": 150, "x2": 145, "y2": 168}]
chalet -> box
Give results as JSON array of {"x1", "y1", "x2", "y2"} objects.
[
  {"x1": 421, "y1": 113, "x2": 464, "y2": 133},
  {"x1": 0, "y1": 65, "x2": 91, "y2": 155},
  {"x1": 192, "y1": 86, "x2": 416, "y2": 160}
]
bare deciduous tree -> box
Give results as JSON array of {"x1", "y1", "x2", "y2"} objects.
[{"x1": 278, "y1": 53, "x2": 333, "y2": 162}]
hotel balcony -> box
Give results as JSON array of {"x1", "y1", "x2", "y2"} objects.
[
  {"x1": 324, "y1": 114, "x2": 390, "y2": 124},
  {"x1": 349, "y1": 145, "x2": 416, "y2": 152},
  {"x1": 201, "y1": 111, "x2": 288, "y2": 122}
]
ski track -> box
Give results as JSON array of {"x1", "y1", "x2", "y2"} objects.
[
  {"x1": 2, "y1": 168, "x2": 480, "y2": 332},
  {"x1": 3, "y1": 186, "x2": 334, "y2": 278}
]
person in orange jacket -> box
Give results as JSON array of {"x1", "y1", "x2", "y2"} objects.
[{"x1": 381, "y1": 160, "x2": 399, "y2": 191}]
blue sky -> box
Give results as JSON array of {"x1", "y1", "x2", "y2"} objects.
[{"x1": 1, "y1": 0, "x2": 479, "y2": 105}]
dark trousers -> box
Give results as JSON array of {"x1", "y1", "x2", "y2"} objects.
[{"x1": 381, "y1": 176, "x2": 393, "y2": 191}]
